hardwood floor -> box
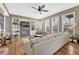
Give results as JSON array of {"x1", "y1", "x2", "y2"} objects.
[
  {"x1": 54, "y1": 42, "x2": 79, "y2": 55},
  {"x1": 1, "y1": 36, "x2": 79, "y2": 55},
  {"x1": 1, "y1": 36, "x2": 29, "y2": 55}
]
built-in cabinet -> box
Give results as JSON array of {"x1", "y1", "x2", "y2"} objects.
[
  {"x1": 12, "y1": 18, "x2": 20, "y2": 35},
  {"x1": 12, "y1": 18, "x2": 36, "y2": 36}
]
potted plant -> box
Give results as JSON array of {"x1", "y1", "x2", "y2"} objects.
[{"x1": 75, "y1": 34, "x2": 79, "y2": 43}]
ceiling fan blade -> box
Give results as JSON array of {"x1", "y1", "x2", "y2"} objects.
[
  {"x1": 41, "y1": 5, "x2": 45, "y2": 9},
  {"x1": 38, "y1": 6, "x2": 41, "y2": 10},
  {"x1": 32, "y1": 7, "x2": 38, "y2": 10},
  {"x1": 42, "y1": 10, "x2": 48, "y2": 12}
]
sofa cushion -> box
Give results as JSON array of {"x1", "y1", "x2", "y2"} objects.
[
  {"x1": 30, "y1": 32, "x2": 67, "y2": 44},
  {"x1": 30, "y1": 37, "x2": 41, "y2": 44},
  {"x1": 30, "y1": 34, "x2": 54, "y2": 44},
  {"x1": 30, "y1": 35, "x2": 51, "y2": 44}
]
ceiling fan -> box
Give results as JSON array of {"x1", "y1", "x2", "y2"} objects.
[{"x1": 32, "y1": 5, "x2": 48, "y2": 14}]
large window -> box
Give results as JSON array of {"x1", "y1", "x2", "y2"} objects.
[
  {"x1": 45, "y1": 19, "x2": 51, "y2": 34},
  {"x1": 0, "y1": 13, "x2": 4, "y2": 33},
  {"x1": 63, "y1": 12, "x2": 75, "y2": 35},
  {"x1": 52, "y1": 16, "x2": 59, "y2": 33}
]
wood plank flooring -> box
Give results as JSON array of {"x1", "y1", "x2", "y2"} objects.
[
  {"x1": 1, "y1": 36, "x2": 29, "y2": 55},
  {"x1": 54, "y1": 42, "x2": 79, "y2": 55},
  {"x1": 1, "y1": 36, "x2": 79, "y2": 55}
]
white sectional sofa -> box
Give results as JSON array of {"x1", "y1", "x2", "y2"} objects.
[{"x1": 22, "y1": 32, "x2": 69, "y2": 55}]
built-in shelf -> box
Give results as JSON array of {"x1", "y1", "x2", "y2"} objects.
[{"x1": 12, "y1": 18, "x2": 20, "y2": 35}]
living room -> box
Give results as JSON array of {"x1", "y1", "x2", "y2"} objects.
[{"x1": 0, "y1": 3, "x2": 79, "y2": 55}]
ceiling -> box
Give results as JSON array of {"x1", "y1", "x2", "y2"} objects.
[{"x1": 5, "y1": 3, "x2": 79, "y2": 19}]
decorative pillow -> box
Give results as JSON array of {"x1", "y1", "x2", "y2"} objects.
[{"x1": 30, "y1": 37, "x2": 41, "y2": 44}]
